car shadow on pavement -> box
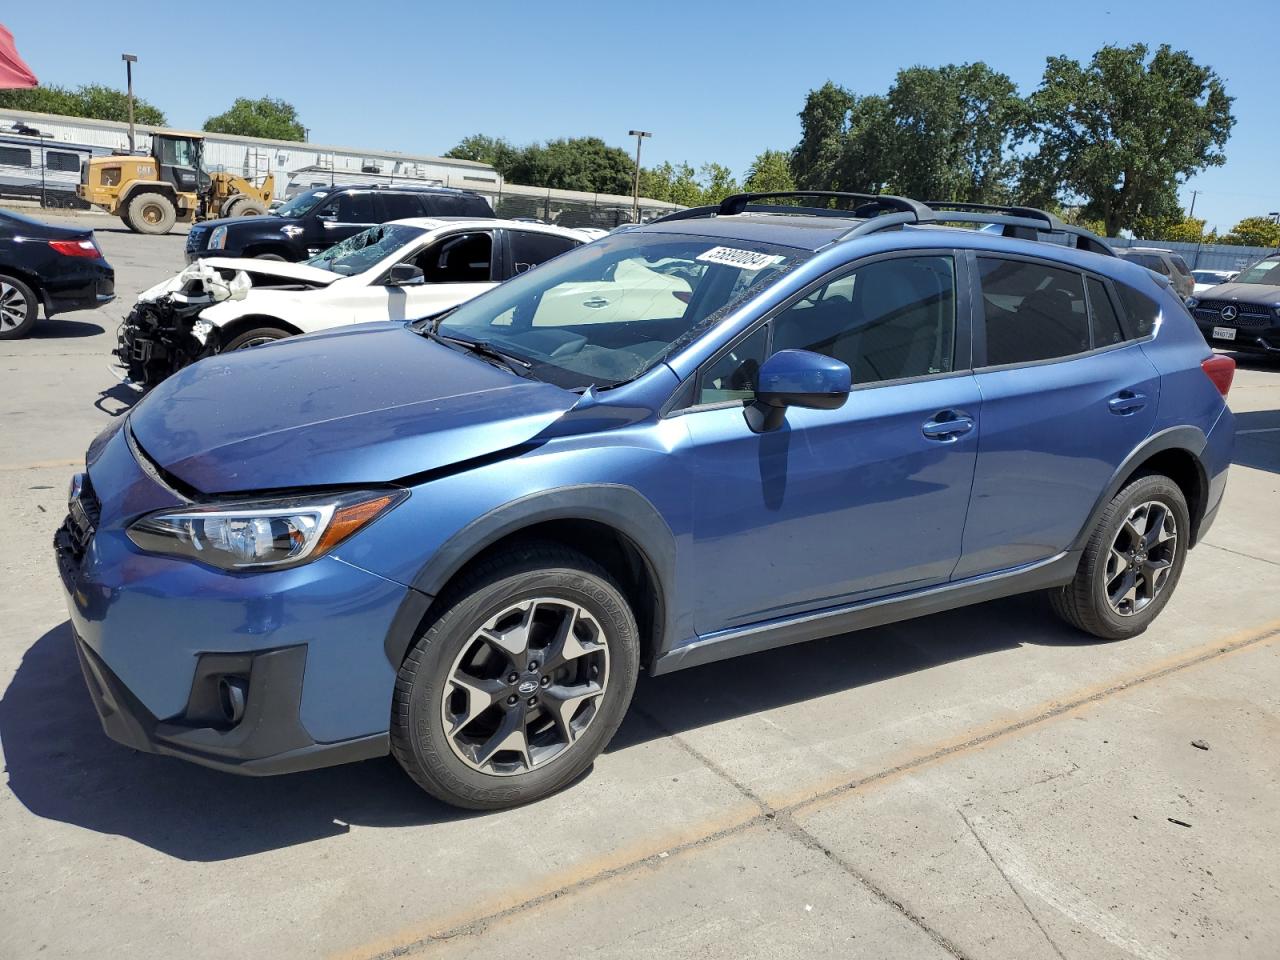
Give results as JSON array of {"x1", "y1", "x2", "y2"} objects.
[
  {"x1": 614, "y1": 592, "x2": 1102, "y2": 750},
  {"x1": 1231, "y1": 408, "x2": 1280, "y2": 474},
  {"x1": 93, "y1": 382, "x2": 142, "y2": 417},
  {"x1": 30, "y1": 318, "x2": 105, "y2": 339},
  {"x1": 2, "y1": 597, "x2": 1104, "y2": 862},
  {"x1": 0, "y1": 622, "x2": 479, "y2": 863}
]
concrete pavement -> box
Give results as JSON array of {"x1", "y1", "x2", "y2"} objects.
[{"x1": 0, "y1": 213, "x2": 1277, "y2": 959}]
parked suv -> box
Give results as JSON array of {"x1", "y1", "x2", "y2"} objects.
[
  {"x1": 1185, "y1": 252, "x2": 1280, "y2": 355},
  {"x1": 184, "y1": 184, "x2": 493, "y2": 263},
  {"x1": 57, "y1": 192, "x2": 1234, "y2": 810},
  {"x1": 1116, "y1": 246, "x2": 1195, "y2": 299}
]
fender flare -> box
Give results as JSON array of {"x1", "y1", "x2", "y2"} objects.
[
  {"x1": 1069, "y1": 424, "x2": 1209, "y2": 553},
  {"x1": 383, "y1": 484, "x2": 678, "y2": 667}
]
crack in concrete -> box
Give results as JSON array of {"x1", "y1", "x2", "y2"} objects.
[
  {"x1": 1200, "y1": 540, "x2": 1280, "y2": 568},
  {"x1": 958, "y1": 807, "x2": 1067, "y2": 960},
  {"x1": 358, "y1": 621, "x2": 1280, "y2": 960}
]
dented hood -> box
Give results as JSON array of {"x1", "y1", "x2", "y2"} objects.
[
  {"x1": 195, "y1": 257, "x2": 341, "y2": 286},
  {"x1": 128, "y1": 323, "x2": 578, "y2": 493}
]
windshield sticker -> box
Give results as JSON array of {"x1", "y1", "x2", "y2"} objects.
[{"x1": 695, "y1": 247, "x2": 786, "y2": 271}]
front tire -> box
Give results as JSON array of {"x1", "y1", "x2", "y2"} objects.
[
  {"x1": 221, "y1": 325, "x2": 291, "y2": 350},
  {"x1": 0, "y1": 274, "x2": 38, "y2": 339},
  {"x1": 126, "y1": 192, "x2": 177, "y2": 235},
  {"x1": 1050, "y1": 474, "x2": 1190, "y2": 640},
  {"x1": 391, "y1": 543, "x2": 640, "y2": 810}
]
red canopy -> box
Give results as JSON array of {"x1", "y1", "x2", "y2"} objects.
[{"x1": 0, "y1": 25, "x2": 37, "y2": 89}]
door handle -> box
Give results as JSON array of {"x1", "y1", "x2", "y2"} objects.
[
  {"x1": 582, "y1": 296, "x2": 609, "y2": 308},
  {"x1": 921, "y1": 410, "x2": 975, "y2": 441},
  {"x1": 1108, "y1": 391, "x2": 1146, "y2": 415}
]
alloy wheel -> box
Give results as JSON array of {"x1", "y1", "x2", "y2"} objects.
[
  {"x1": 0, "y1": 281, "x2": 28, "y2": 330},
  {"x1": 1105, "y1": 500, "x2": 1177, "y2": 617},
  {"x1": 442, "y1": 598, "x2": 609, "y2": 776}
]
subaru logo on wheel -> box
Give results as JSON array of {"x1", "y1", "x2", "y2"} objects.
[{"x1": 1220, "y1": 304, "x2": 1238, "y2": 322}]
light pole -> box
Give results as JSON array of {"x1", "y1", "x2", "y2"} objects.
[
  {"x1": 121, "y1": 54, "x2": 138, "y2": 153},
  {"x1": 629, "y1": 130, "x2": 651, "y2": 224}
]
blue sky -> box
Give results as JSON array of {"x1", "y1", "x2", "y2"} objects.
[{"x1": 5, "y1": 0, "x2": 1278, "y2": 231}]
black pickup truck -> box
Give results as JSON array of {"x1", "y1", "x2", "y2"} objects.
[{"x1": 185, "y1": 184, "x2": 492, "y2": 263}]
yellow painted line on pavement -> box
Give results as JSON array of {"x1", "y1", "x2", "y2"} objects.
[{"x1": 342, "y1": 616, "x2": 1280, "y2": 960}]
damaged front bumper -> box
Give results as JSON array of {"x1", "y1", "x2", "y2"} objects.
[{"x1": 113, "y1": 299, "x2": 218, "y2": 390}]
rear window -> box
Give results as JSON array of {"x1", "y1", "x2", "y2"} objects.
[
  {"x1": 978, "y1": 258, "x2": 1089, "y2": 365},
  {"x1": 1086, "y1": 277, "x2": 1125, "y2": 347},
  {"x1": 1169, "y1": 255, "x2": 1191, "y2": 276},
  {"x1": 1114, "y1": 282, "x2": 1160, "y2": 339},
  {"x1": 424, "y1": 193, "x2": 492, "y2": 217}
]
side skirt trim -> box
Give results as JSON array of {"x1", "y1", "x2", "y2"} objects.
[{"x1": 652, "y1": 550, "x2": 1080, "y2": 675}]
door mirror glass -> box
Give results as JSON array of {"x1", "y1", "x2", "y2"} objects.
[
  {"x1": 386, "y1": 263, "x2": 425, "y2": 286},
  {"x1": 747, "y1": 348, "x2": 850, "y2": 432}
]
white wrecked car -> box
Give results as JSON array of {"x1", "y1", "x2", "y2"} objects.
[{"x1": 114, "y1": 218, "x2": 588, "y2": 389}]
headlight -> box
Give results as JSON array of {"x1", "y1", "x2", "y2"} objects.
[
  {"x1": 127, "y1": 489, "x2": 406, "y2": 570},
  {"x1": 1184, "y1": 297, "x2": 1198, "y2": 309},
  {"x1": 208, "y1": 225, "x2": 228, "y2": 249}
]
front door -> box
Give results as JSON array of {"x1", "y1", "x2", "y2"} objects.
[
  {"x1": 679, "y1": 253, "x2": 981, "y2": 634},
  {"x1": 308, "y1": 191, "x2": 378, "y2": 254}
]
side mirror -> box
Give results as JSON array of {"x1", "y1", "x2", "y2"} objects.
[
  {"x1": 386, "y1": 263, "x2": 425, "y2": 286},
  {"x1": 745, "y1": 348, "x2": 850, "y2": 433}
]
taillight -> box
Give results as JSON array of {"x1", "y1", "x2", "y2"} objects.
[
  {"x1": 1201, "y1": 354, "x2": 1235, "y2": 397},
  {"x1": 48, "y1": 239, "x2": 100, "y2": 258}
]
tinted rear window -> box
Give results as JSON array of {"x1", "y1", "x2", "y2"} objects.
[
  {"x1": 979, "y1": 258, "x2": 1089, "y2": 365},
  {"x1": 1114, "y1": 282, "x2": 1160, "y2": 339}
]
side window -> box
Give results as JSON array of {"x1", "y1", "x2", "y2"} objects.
[
  {"x1": 1114, "y1": 282, "x2": 1160, "y2": 340},
  {"x1": 771, "y1": 256, "x2": 956, "y2": 385},
  {"x1": 413, "y1": 232, "x2": 493, "y2": 282},
  {"x1": 0, "y1": 146, "x2": 31, "y2": 167},
  {"x1": 1169, "y1": 254, "x2": 1192, "y2": 277},
  {"x1": 318, "y1": 192, "x2": 376, "y2": 223},
  {"x1": 379, "y1": 193, "x2": 425, "y2": 221},
  {"x1": 46, "y1": 151, "x2": 81, "y2": 173},
  {"x1": 1086, "y1": 277, "x2": 1126, "y2": 347},
  {"x1": 696, "y1": 324, "x2": 771, "y2": 404},
  {"x1": 978, "y1": 258, "x2": 1089, "y2": 365},
  {"x1": 510, "y1": 231, "x2": 578, "y2": 274}
]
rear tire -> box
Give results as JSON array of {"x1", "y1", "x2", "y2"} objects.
[
  {"x1": 229, "y1": 198, "x2": 268, "y2": 218},
  {"x1": 1050, "y1": 474, "x2": 1190, "y2": 641},
  {"x1": 126, "y1": 192, "x2": 177, "y2": 235},
  {"x1": 391, "y1": 542, "x2": 640, "y2": 810},
  {"x1": 221, "y1": 325, "x2": 291, "y2": 350},
  {"x1": 0, "y1": 274, "x2": 38, "y2": 339}
]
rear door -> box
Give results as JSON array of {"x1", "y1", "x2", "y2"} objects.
[
  {"x1": 377, "y1": 191, "x2": 429, "y2": 224},
  {"x1": 308, "y1": 190, "x2": 378, "y2": 251},
  {"x1": 506, "y1": 229, "x2": 581, "y2": 279},
  {"x1": 954, "y1": 254, "x2": 1159, "y2": 578}
]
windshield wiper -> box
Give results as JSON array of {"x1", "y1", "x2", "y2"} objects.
[{"x1": 416, "y1": 328, "x2": 533, "y2": 378}]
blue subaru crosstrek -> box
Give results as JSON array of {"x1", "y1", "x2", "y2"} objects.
[{"x1": 55, "y1": 192, "x2": 1235, "y2": 810}]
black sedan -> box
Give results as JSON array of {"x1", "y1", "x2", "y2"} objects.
[
  {"x1": 0, "y1": 209, "x2": 114, "y2": 339},
  {"x1": 1185, "y1": 253, "x2": 1280, "y2": 356}
]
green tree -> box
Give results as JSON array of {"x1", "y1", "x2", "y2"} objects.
[
  {"x1": 883, "y1": 63, "x2": 1025, "y2": 202},
  {"x1": 697, "y1": 162, "x2": 739, "y2": 204},
  {"x1": 1219, "y1": 216, "x2": 1280, "y2": 247},
  {"x1": 0, "y1": 83, "x2": 166, "y2": 125},
  {"x1": 1021, "y1": 44, "x2": 1234, "y2": 237},
  {"x1": 639, "y1": 161, "x2": 703, "y2": 206},
  {"x1": 444, "y1": 134, "x2": 522, "y2": 176},
  {"x1": 203, "y1": 97, "x2": 306, "y2": 141},
  {"x1": 790, "y1": 81, "x2": 855, "y2": 190},
  {"x1": 510, "y1": 137, "x2": 634, "y2": 194},
  {"x1": 743, "y1": 149, "x2": 795, "y2": 194},
  {"x1": 1147, "y1": 215, "x2": 1208, "y2": 243}
]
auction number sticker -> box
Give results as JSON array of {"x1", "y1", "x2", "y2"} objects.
[{"x1": 696, "y1": 247, "x2": 786, "y2": 271}]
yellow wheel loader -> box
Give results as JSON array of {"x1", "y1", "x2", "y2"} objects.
[{"x1": 77, "y1": 131, "x2": 275, "y2": 235}]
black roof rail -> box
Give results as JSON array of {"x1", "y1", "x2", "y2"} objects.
[
  {"x1": 923, "y1": 201, "x2": 1114, "y2": 256},
  {"x1": 717, "y1": 191, "x2": 932, "y2": 220}
]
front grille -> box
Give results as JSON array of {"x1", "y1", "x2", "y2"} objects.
[
  {"x1": 55, "y1": 474, "x2": 100, "y2": 579},
  {"x1": 186, "y1": 226, "x2": 207, "y2": 254},
  {"x1": 1193, "y1": 299, "x2": 1274, "y2": 321},
  {"x1": 1192, "y1": 305, "x2": 1271, "y2": 328}
]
